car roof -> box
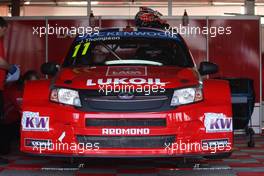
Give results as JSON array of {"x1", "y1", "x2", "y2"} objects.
[
  {"x1": 99, "y1": 27, "x2": 167, "y2": 33},
  {"x1": 75, "y1": 27, "x2": 183, "y2": 43}
]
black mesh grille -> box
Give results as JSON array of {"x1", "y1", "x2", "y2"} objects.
[
  {"x1": 77, "y1": 89, "x2": 174, "y2": 112},
  {"x1": 86, "y1": 118, "x2": 166, "y2": 127},
  {"x1": 76, "y1": 135, "x2": 175, "y2": 148}
]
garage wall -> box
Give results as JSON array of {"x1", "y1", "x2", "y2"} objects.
[
  {"x1": 208, "y1": 18, "x2": 260, "y2": 103},
  {"x1": 259, "y1": 25, "x2": 263, "y2": 134},
  {"x1": 208, "y1": 18, "x2": 261, "y2": 133},
  {"x1": 2, "y1": 16, "x2": 262, "y2": 133},
  {"x1": 261, "y1": 26, "x2": 264, "y2": 133},
  {"x1": 4, "y1": 19, "x2": 46, "y2": 75}
]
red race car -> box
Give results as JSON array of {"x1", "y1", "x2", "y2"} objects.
[{"x1": 20, "y1": 27, "x2": 233, "y2": 158}]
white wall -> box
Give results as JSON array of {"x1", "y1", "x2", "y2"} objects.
[
  {"x1": 0, "y1": 6, "x2": 9, "y2": 16},
  {"x1": 22, "y1": 6, "x2": 87, "y2": 16},
  {"x1": 172, "y1": 6, "x2": 244, "y2": 16},
  {"x1": 21, "y1": 5, "x2": 244, "y2": 17},
  {"x1": 21, "y1": 6, "x2": 168, "y2": 16},
  {"x1": 0, "y1": 4, "x2": 261, "y2": 17},
  {"x1": 0, "y1": 4, "x2": 260, "y2": 17},
  {"x1": 251, "y1": 106, "x2": 262, "y2": 134},
  {"x1": 262, "y1": 103, "x2": 264, "y2": 133}
]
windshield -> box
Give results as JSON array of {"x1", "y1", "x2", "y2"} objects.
[{"x1": 63, "y1": 37, "x2": 193, "y2": 67}]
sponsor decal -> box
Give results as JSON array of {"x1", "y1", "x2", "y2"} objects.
[
  {"x1": 72, "y1": 113, "x2": 80, "y2": 121},
  {"x1": 21, "y1": 111, "x2": 49, "y2": 131},
  {"x1": 201, "y1": 139, "x2": 229, "y2": 148},
  {"x1": 25, "y1": 138, "x2": 52, "y2": 148},
  {"x1": 106, "y1": 66, "x2": 147, "y2": 76},
  {"x1": 173, "y1": 112, "x2": 191, "y2": 122},
  {"x1": 77, "y1": 31, "x2": 179, "y2": 42},
  {"x1": 204, "y1": 113, "x2": 232, "y2": 133},
  {"x1": 58, "y1": 131, "x2": 66, "y2": 143},
  {"x1": 87, "y1": 78, "x2": 166, "y2": 86},
  {"x1": 102, "y1": 128, "x2": 150, "y2": 135},
  {"x1": 72, "y1": 67, "x2": 92, "y2": 74},
  {"x1": 81, "y1": 36, "x2": 121, "y2": 42}
]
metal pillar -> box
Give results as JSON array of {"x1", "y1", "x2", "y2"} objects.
[
  {"x1": 245, "y1": 0, "x2": 255, "y2": 15},
  {"x1": 11, "y1": 0, "x2": 20, "y2": 16},
  {"x1": 168, "y1": 0, "x2": 172, "y2": 16},
  {"x1": 87, "y1": 0, "x2": 92, "y2": 16}
]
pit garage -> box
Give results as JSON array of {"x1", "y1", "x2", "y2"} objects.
[{"x1": 0, "y1": 0, "x2": 263, "y2": 176}]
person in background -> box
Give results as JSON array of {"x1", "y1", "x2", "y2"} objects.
[
  {"x1": 0, "y1": 17, "x2": 10, "y2": 164},
  {"x1": 1, "y1": 70, "x2": 40, "y2": 155},
  {"x1": 0, "y1": 17, "x2": 10, "y2": 116},
  {"x1": 21, "y1": 70, "x2": 40, "y2": 82},
  {"x1": 3, "y1": 70, "x2": 40, "y2": 126}
]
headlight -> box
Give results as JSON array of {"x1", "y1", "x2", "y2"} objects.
[
  {"x1": 170, "y1": 87, "x2": 203, "y2": 106},
  {"x1": 50, "y1": 88, "x2": 81, "y2": 107}
]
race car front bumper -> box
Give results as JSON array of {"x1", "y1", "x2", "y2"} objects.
[{"x1": 20, "y1": 101, "x2": 233, "y2": 157}]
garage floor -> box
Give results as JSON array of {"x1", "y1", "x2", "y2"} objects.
[{"x1": 0, "y1": 135, "x2": 263, "y2": 176}]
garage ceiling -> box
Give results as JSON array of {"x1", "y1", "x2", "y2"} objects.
[
  {"x1": 0, "y1": 0, "x2": 263, "y2": 6},
  {"x1": 0, "y1": 0, "x2": 254, "y2": 1}
]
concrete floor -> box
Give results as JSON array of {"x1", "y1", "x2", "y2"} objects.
[{"x1": 0, "y1": 135, "x2": 263, "y2": 176}]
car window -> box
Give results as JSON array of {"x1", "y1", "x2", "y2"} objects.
[{"x1": 63, "y1": 37, "x2": 193, "y2": 67}]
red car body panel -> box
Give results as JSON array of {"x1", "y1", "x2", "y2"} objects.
[
  {"x1": 20, "y1": 70, "x2": 233, "y2": 157},
  {"x1": 20, "y1": 28, "x2": 233, "y2": 157},
  {"x1": 55, "y1": 66, "x2": 199, "y2": 89}
]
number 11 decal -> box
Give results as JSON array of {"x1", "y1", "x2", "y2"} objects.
[{"x1": 72, "y1": 42, "x2": 91, "y2": 58}]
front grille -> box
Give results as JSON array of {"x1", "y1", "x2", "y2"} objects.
[
  {"x1": 76, "y1": 135, "x2": 175, "y2": 148},
  {"x1": 77, "y1": 89, "x2": 174, "y2": 112},
  {"x1": 86, "y1": 118, "x2": 166, "y2": 127}
]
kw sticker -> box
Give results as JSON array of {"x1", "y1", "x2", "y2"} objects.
[
  {"x1": 204, "y1": 113, "x2": 232, "y2": 133},
  {"x1": 21, "y1": 111, "x2": 49, "y2": 132}
]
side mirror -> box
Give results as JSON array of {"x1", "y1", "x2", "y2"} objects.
[
  {"x1": 41, "y1": 62, "x2": 59, "y2": 76},
  {"x1": 198, "y1": 62, "x2": 218, "y2": 76}
]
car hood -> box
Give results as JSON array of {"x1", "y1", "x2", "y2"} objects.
[{"x1": 53, "y1": 66, "x2": 200, "y2": 89}]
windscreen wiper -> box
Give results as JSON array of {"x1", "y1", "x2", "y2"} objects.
[{"x1": 100, "y1": 41, "x2": 122, "y2": 60}]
